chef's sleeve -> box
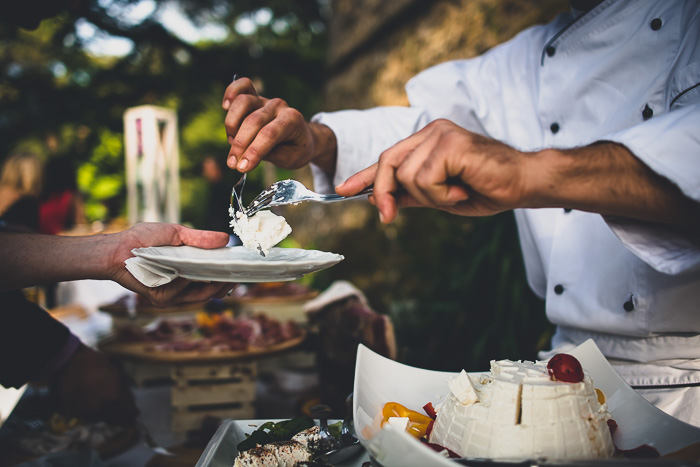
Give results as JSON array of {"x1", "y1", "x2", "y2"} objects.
[
  {"x1": 308, "y1": 21, "x2": 550, "y2": 193},
  {"x1": 601, "y1": 100, "x2": 700, "y2": 275},
  {"x1": 310, "y1": 106, "x2": 429, "y2": 192}
]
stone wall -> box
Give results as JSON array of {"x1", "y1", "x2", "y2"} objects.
[{"x1": 322, "y1": 0, "x2": 568, "y2": 110}]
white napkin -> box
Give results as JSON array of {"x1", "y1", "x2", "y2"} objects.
[
  {"x1": 124, "y1": 256, "x2": 178, "y2": 287},
  {"x1": 304, "y1": 280, "x2": 370, "y2": 313}
]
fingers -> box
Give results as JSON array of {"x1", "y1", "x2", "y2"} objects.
[
  {"x1": 224, "y1": 77, "x2": 264, "y2": 170},
  {"x1": 226, "y1": 97, "x2": 302, "y2": 172},
  {"x1": 123, "y1": 275, "x2": 235, "y2": 308},
  {"x1": 395, "y1": 127, "x2": 470, "y2": 209},
  {"x1": 222, "y1": 77, "x2": 257, "y2": 110},
  {"x1": 225, "y1": 94, "x2": 267, "y2": 169},
  {"x1": 148, "y1": 279, "x2": 236, "y2": 308},
  {"x1": 372, "y1": 129, "x2": 428, "y2": 223},
  {"x1": 342, "y1": 120, "x2": 474, "y2": 223},
  {"x1": 236, "y1": 104, "x2": 307, "y2": 172}
]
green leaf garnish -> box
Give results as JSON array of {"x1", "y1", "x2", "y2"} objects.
[
  {"x1": 237, "y1": 416, "x2": 315, "y2": 452},
  {"x1": 328, "y1": 421, "x2": 342, "y2": 440}
]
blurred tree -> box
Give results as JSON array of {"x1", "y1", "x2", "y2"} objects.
[
  {"x1": 0, "y1": 0, "x2": 329, "y2": 223},
  {"x1": 0, "y1": 0, "x2": 554, "y2": 372}
]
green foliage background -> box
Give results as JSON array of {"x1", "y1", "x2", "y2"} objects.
[{"x1": 0, "y1": 0, "x2": 552, "y2": 372}]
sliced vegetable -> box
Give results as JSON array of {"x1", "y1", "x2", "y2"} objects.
[
  {"x1": 423, "y1": 402, "x2": 437, "y2": 420},
  {"x1": 381, "y1": 402, "x2": 434, "y2": 439}
]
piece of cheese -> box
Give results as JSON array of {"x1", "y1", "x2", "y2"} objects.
[
  {"x1": 448, "y1": 370, "x2": 479, "y2": 405},
  {"x1": 386, "y1": 416, "x2": 410, "y2": 432},
  {"x1": 229, "y1": 208, "x2": 292, "y2": 255}
]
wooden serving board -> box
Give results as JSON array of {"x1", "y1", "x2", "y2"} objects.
[{"x1": 100, "y1": 332, "x2": 306, "y2": 363}]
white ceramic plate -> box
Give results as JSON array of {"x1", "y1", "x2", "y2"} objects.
[
  {"x1": 132, "y1": 246, "x2": 344, "y2": 282},
  {"x1": 353, "y1": 339, "x2": 700, "y2": 466}
]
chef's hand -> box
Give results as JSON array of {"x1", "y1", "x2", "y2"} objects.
[
  {"x1": 50, "y1": 344, "x2": 139, "y2": 425},
  {"x1": 221, "y1": 77, "x2": 337, "y2": 174},
  {"x1": 104, "y1": 223, "x2": 235, "y2": 307},
  {"x1": 337, "y1": 119, "x2": 532, "y2": 223}
]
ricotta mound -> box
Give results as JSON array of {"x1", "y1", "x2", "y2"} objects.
[
  {"x1": 428, "y1": 359, "x2": 615, "y2": 460},
  {"x1": 229, "y1": 208, "x2": 292, "y2": 255},
  {"x1": 233, "y1": 440, "x2": 310, "y2": 466}
]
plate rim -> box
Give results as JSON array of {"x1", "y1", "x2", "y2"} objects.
[{"x1": 133, "y1": 245, "x2": 344, "y2": 266}]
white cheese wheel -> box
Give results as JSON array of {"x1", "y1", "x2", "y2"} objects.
[{"x1": 428, "y1": 359, "x2": 615, "y2": 460}]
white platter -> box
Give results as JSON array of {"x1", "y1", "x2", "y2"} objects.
[
  {"x1": 353, "y1": 339, "x2": 700, "y2": 466},
  {"x1": 132, "y1": 246, "x2": 344, "y2": 282}
]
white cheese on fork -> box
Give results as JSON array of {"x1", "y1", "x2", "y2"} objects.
[{"x1": 229, "y1": 208, "x2": 291, "y2": 255}]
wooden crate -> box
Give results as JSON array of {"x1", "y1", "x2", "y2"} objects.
[
  {"x1": 120, "y1": 359, "x2": 171, "y2": 387},
  {"x1": 170, "y1": 360, "x2": 257, "y2": 435}
]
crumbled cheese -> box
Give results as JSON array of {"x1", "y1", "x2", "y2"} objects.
[
  {"x1": 229, "y1": 207, "x2": 291, "y2": 255},
  {"x1": 448, "y1": 370, "x2": 479, "y2": 405},
  {"x1": 233, "y1": 440, "x2": 310, "y2": 467},
  {"x1": 291, "y1": 426, "x2": 323, "y2": 451}
]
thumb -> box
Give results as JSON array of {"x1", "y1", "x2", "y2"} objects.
[{"x1": 176, "y1": 226, "x2": 230, "y2": 249}]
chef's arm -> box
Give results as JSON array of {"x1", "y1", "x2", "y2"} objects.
[
  {"x1": 532, "y1": 97, "x2": 700, "y2": 228},
  {"x1": 529, "y1": 141, "x2": 700, "y2": 230},
  {"x1": 338, "y1": 118, "x2": 700, "y2": 231},
  {"x1": 307, "y1": 122, "x2": 338, "y2": 177},
  {"x1": 0, "y1": 223, "x2": 235, "y2": 306}
]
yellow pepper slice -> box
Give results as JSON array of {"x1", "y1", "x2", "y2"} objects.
[{"x1": 381, "y1": 402, "x2": 433, "y2": 438}]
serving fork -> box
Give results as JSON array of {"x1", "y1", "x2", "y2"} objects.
[{"x1": 245, "y1": 179, "x2": 373, "y2": 217}]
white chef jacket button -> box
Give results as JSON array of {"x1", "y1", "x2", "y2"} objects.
[
  {"x1": 564, "y1": 208, "x2": 572, "y2": 213},
  {"x1": 623, "y1": 299, "x2": 635, "y2": 312},
  {"x1": 546, "y1": 46, "x2": 556, "y2": 57},
  {"x1": 650, "y1": 18, "x2": 662, "y2": 31},
  {"x1": 642, "y1": 104, "x2": 654, "y2": 120},
  {"x1": 554, "y1": 284, "x2": 564, "y2": 295},
  {"x1": 550, "y1": 122, "x2": 560, "y2": 134}
]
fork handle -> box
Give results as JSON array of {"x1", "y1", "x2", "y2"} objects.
[
  {"x1": 324, "y1": 186, "x2": 373, "y2": 201},
  {"x1": 352, "y1": 186, "x2": 374, "y2": 196}
]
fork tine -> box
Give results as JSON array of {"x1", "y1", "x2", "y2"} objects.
[
  {"x1": 230, "y1": 172, "x2": 247, "y2": 213},
  {"x1": 253, "y1": 190, "x2": 275, "y2": 203},
  {"x1": 245, "y1": 190, "x2": 275, "y2": 216},
  {"x1": 245, "y1": 203, "x2": 265, "y2": 217},
  {"x1": 230, "y1": 186, "x2": 243, "y2": 212}
]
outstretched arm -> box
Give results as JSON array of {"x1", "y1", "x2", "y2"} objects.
[
  {"x1": 337, "y1": 119, "x2": 700, "y2": 229},
  {"x1": 0, "y1": 223, "x2": 235, "y2": 306}
]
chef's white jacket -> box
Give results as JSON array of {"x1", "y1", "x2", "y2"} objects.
[{"x1": 311, "y1": 0, "x2": 700, "y2": 425}]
